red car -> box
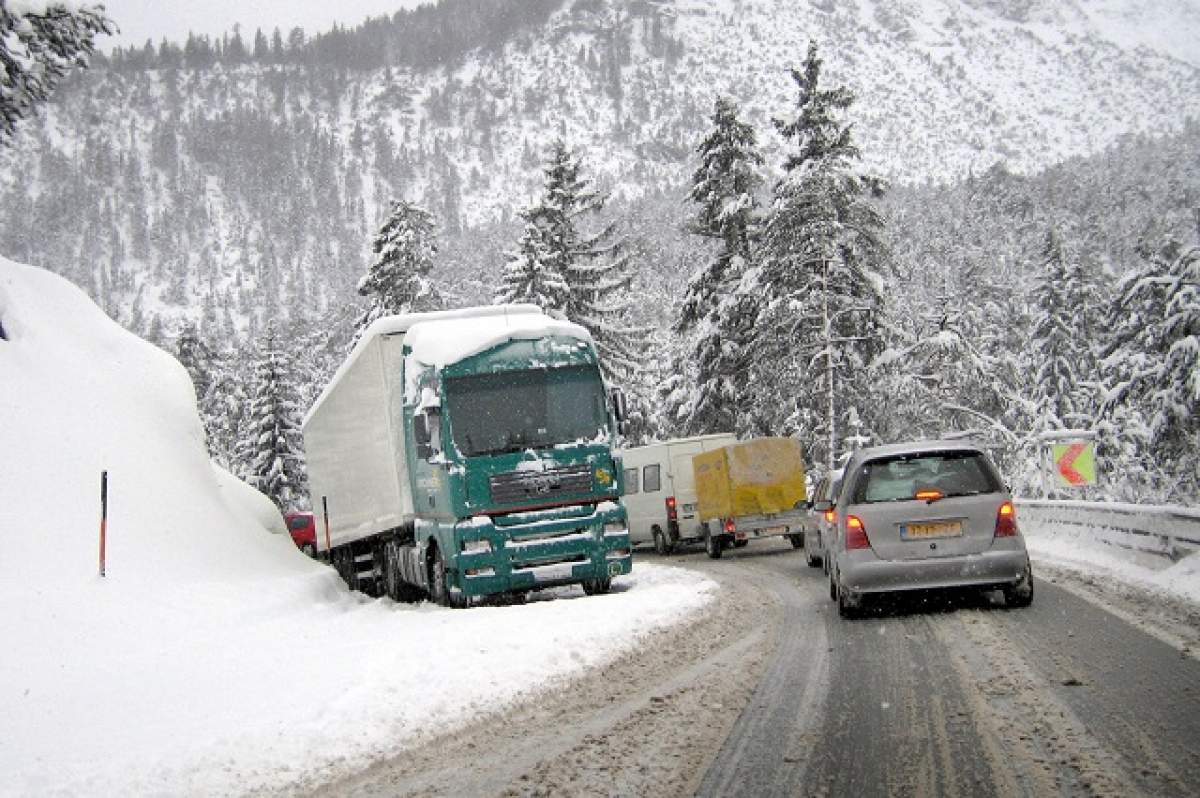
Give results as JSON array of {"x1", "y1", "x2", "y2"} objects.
[{"x1": 284, "y1": 512, "x2": 317, "y2": 556}]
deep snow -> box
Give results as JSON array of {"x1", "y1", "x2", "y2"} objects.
[{"x1": 0, "y1": 258, "x2": 716, "y2": 796}]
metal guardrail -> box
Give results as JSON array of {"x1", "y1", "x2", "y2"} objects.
[{"x1": 1016, "y1": 499, "x2": 1200, "y2": 562}]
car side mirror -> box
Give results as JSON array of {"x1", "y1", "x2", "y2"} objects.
[{"x1": 610, "y1": 387, "x2": 628, "y2": 423}]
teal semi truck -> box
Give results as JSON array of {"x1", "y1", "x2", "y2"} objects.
[{"x1": 302, "y1": 305, "x2": 632, "y2": 607}]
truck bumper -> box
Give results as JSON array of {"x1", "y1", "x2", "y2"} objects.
[{"x1": 453, "y1": 502, "x2": 632, "y2": 597}]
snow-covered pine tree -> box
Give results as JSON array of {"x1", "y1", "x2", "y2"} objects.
[
  {"x1": 1030, "y1": 229, "x2": 1090, "y2": 431},
  {"x1": 750, "y1": 43, "x2": 890, "y2": 472},
  {"x1": 494, "y1": 214, "x2": 570, "y2": 309},
  {"x1": 677, "y1": 96, "x2": 764, "y2": 436},
  {"x1": 1100, "y1": 221, "x2": 1200, "y2": 500},
  {"x1": 242, "y1": 321, "x2": 308, "y2": 511},
  {"x1": 0, "y1": 3, "x2": 113, "y2": 142},
  {"x1": 356, "y1": 199, "x2": 441, "y2": 332},
  {"x1": 518, "y1": 140, "x2": 646, "y2": 405}
]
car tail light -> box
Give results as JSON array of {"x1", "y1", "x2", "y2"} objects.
[
  {"x1": 724, "y1": 518, "x2": 736, "y2": 534},
  {"x1": 665, "y1": 496, "x2": 678, "y2": 521},
  {"x1": 823, "y1": 510, "x2": 836, "y2": 524},
  {"x1": 845, "y1": 515, "x2": 869, "y2": 550},
  {"x1": 995, "y1": 501, "x2": 1019, "y2": 537}
]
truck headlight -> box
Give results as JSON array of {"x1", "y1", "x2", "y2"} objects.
[{"x1": 462, "y1": 539, "x2": 492, "y2": 554}]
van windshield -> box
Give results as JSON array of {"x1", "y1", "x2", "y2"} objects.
[{"x1": 444, "y1": 365, "x2": 608, "y2": 457}]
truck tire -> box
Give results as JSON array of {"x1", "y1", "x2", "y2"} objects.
[
  {"x1": 732, "y1": 539, "x2": 749, "y2": 549},
  {"x1": 384, "y1": 541, "x2": 424, "y2": 603},
  {"x1": 429, "y1": 546, "x2": 468, "y2": 609},
  {"x1": 704, "y1": 528, "x2": 723, "y2": 559},
  {"x1": 582, "y1": 577, "x2": 612, "y2": 596}
]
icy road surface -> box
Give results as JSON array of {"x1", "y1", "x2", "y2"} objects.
[{"x1": 310, "y1": 540, "x2": 1200, "y2": 798}]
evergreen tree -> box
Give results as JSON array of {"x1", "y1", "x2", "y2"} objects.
[
  {"x1": 242, "y1": 322, "x2": 308, "y2": 511},
  {"x1": 0, "y1": 2, "x2": 113, "y2": 142},
  {"x1": 357, "y1": 199, "x2": 441, "y2": 330},
  {"x1": 677, "y1": 96, "x2": 764, "y2": 435},
  {"x1": 750, "y1": 43, "x2": 890, "y2": 471},
  {"x1": 1030, "y1": 229, "x2": 1094, "y2": 431},
  {"x1": 1100, "y1": 222, "x2": 1200, "y2": 500},
  {"x1": 494, "y1": 218, "x2": 570, "y2": 309}
]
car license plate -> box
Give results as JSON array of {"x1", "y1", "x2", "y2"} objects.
[
  {"x1": 903, "y1": 520, "x2": 963, "y2": 539},
  {"x1": 764, "y1": 525, "x2": 787, "y2": 535}
]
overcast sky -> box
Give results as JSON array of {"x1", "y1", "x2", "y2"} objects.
[{"x1": 98, "y1": 1, "x2": 433, "y2": 50}]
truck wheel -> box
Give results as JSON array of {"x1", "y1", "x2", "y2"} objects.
[
  {"x1": 582, "y1": 577, "x2": 612, "y2": 596},
  {"x1": 652, "y1": 526, "x2": 669, "y2": 556},
  {"x1": 733, "y1": 539, "x2": 749, "y2": 549},
  {"x1": 384, "y1": 542, "x2": 424, "y2": 603},
  {"x1": 430, "y1": 547, "x2": 468, "y2": 609},
  {"x1": 704, "y1": 528, "x2": 723, "y2": 559}
]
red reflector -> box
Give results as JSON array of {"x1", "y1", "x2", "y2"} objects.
[
  {"x1": 724, "y1": 518, "x2": 735, "y2": 534},
  {"x1": 845, "y1": 515, "x2": 869, "y2": 550},
  {"x1": 995, "y1": 501, "x2": 1018, "y2": 537},
  {"x1": 665, "y1": 496, "x2": 677, "y2": 521}
]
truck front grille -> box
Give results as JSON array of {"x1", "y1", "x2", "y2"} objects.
[{"x1": 489, "y1": 464, "x2": 593, "y2": 505}]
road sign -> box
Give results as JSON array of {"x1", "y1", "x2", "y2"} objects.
[{"x1": 1052, "y1": 441, "x2": 1096, "y2": 488}]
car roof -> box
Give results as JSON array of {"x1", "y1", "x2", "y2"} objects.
[{"x1": 848, "y1": 439, "x2": 987, "y2": 464}]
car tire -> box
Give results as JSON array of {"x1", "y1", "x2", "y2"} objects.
[
  {"x1": 582, "y1": 577, "x2": 612, "y2": 596},
  {"x1": 1003, "y1": 564, "x2": 1034, "y2": 608},
  {"x1": 787, "y1": 534, "x2": 804, "y2": 549},
  {"x1": 829, "y1": 568, "x2": 838, "y2": 601},
  {"x1": 704, "y1": 528, "x2": 723, "y2": 559},
  {"x1": 837, "y1": 582, "x2": 862, "y2": 619},
  {"x1": 733, "y1": 539, "x2": 749, "y2": 549},
  {"x1": 805, "y1": 548, "x2": 820, "y2": 568}
]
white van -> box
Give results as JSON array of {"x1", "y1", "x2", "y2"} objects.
[{"x1": 618, "y1": 433, "x2": 737, "y2": 554}]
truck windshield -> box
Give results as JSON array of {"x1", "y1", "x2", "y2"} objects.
[{"x1": 444, "y1": 365, "x2": 608, "y2": 457}]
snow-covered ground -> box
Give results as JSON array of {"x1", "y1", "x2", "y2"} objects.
[
  {"x1": 1023, "y1": 515, "x2": 1200, "y2": 604},
  {"x1": 0, "y1": 258, "x2": 716, "y2": 796}
]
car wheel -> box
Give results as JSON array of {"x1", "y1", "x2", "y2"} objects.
[
  {"x1": 837, "y1": 581, "x2": 862, "y2": 619},
  {"x1": 704, "y1": 528, "x2": 723, "y2": 559},
  {"x1": 430, "y1": 547, "x2": 468, "y2": 609},
  {"x1": 1003, "y1": 564, "x2": 1034, "y2": 608},
  {"x1": 829, "y1": 568, "x2": 838, "y2": 601},
  {"x1": 787, "y1": 534, "x2": 804, "y2": 549},
  {"x1": 805, "y1": 547, "x2": 820, "y2": 568},
  {"x1": 733, "y1": 539, "x2": 749, "y2": 549},
  {"x1": 652, "y1": 526, "x2": 669, "y2": 556},
  {"x1": 582, "y1": 577, "x2": 612, "y2": 596}
]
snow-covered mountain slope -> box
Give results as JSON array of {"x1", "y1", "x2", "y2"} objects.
[
  {"x1": 0, "y1": 256, "x2": 715, "y2": 795},
  {"x1": 1, "y1": 0, "x2": 1197, "y2": 339}
]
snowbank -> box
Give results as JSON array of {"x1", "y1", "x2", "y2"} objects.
[
  {"x1": 0, "y1": 259, "x2": 716, "y2": 796},
  {"x1": 1022, "y1": 515, "x2": 1200, "y2": 605}
]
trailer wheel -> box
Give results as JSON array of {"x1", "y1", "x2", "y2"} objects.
[
  {"x1": 582, "y1": 577, "x2": 612, "y2": 596},
  {"x1": 429, "y1": 546, "x2": 468, "y2": 609},
  {"x1": 704, "y1": 527, "x2": 723, "y2": 559},
  {"x1": 384, "y1": 541, "x2": 424, "y2": 603}
]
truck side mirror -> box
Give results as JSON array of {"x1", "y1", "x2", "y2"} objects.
[
  {"x1": 413, "y1": 412, "x2": 433, "y2": 460},
  {"x1": 610, "y1": 388, "x2": 628, "y2": 423}
]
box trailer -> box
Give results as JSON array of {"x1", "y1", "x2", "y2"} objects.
[
  {"x1": 692, "y1": 438, "x2": 808, "y2": 558},
  {"x1": 618, "y1": 433, "x2": 737, "y2": 554},
  {"x1": 303, "y1": 305, "x2": 632, "y2": 606}
]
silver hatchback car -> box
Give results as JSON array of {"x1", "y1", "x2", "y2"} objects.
[{"x1": 821, "y1": 441, "x2": 1033, "y2": 618}]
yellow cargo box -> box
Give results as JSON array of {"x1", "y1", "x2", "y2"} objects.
[{"x1": 692, "y1": 437, "x2": 808, "y2": 522}]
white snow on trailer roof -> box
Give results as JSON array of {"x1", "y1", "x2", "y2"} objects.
[
  {"x1": 405, "y1": 311, "x2": 592, "y2": 368},
  {"x1": 305, "y1": 304, "x2": 552, "y2": 424}
]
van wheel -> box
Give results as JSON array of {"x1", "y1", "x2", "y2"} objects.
[
  {"x1": 582, "y1": 577, "x2": 612, "y2": 596},
  {"x1": 652, "y1": 526, "x2": 670, "y2": 556},
  {"x1": 430, "y1": 547, "x2": 468, "y2": 609},
  {"x1": 704, "y1": 528, "x2": 723, "y2": 559}
]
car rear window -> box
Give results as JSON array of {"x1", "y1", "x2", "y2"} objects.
[
  {"x1": 287, "y1": 516, "x2": 312, "y2": 531},
  {"x1": 850, "y1": 451, "x2": 1001, "y2": 504}
]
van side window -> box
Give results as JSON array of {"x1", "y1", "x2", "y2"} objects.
[
  {"x1": 623, "y1": 467, "x2": 639, "y2": 495},
  {"x1": 643, "y1": 464, "x2": 662, "y2": 493}
]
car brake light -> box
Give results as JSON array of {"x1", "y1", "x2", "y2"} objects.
[
  {"x1": 995, "y1": 501, "x2": 1019, "y2": 537},
  {"x1": 915, "y1": 489, "x2": 943, "y2": 501},
  {"x1": 823, "y1": 510, "x2": 836, "y2": 524},
  {"x1": 665, "y1": 496, "x2": 677, "y2": 521},
  {"x1": 724, "y1": 518, "x2": 736, "y2": 534},
  {"x1": 845, "y1": 515, "x2": 869, "y2": 549}
]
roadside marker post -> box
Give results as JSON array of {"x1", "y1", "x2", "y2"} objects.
[
  {"x1": 322, "y1": 496, "x2": 332, "y2": 556},
  {"x1": 99, "y1": 470, "x2": 108, "y2": 577}
]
